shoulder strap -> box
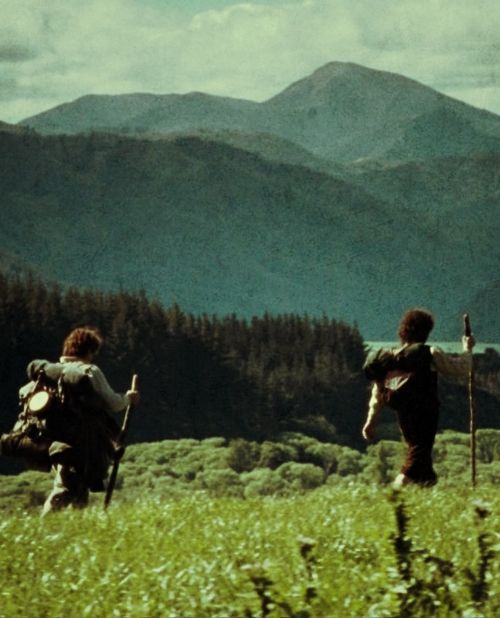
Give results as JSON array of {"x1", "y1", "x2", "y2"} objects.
[
  {"x1": 364, "y1": 344, "x2": 432, "y2": 381},
  {"x1": 27, "y1": 359, "x2": 92, "y2": 387},
  {"x1": 363, "y1": 348, "x2": 397, "y2": 380},
  {"x1": 394, "y1": 343, "x2": 432, "y2": 372}
]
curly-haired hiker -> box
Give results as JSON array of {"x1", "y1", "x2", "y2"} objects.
[
  {"x1": 362, "y1": 308, "x2": 474, "y2": 487},
  {"x1": 1, "y1": 326, "x2": 139, "y2": 513}
]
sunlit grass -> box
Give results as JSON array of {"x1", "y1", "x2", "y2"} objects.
[{"x1": 0, "y1": 484, "x2": 498, "y2": 617}]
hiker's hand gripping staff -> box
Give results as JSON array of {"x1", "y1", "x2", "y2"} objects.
[
  {"x1": 463, "y1": 315, "x2": 477, "y2": 488},
  {"x1": 104, "y1": 374, "x2": 139, "y2": 509}
]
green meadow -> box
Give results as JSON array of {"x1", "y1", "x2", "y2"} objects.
[{"x1": 0, "y1": 432, "x2": 498, "y2": 617}]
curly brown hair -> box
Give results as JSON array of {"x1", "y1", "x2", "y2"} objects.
[
  {"x1": 62, "y1": 326, "x2": 103, "y2": 358},
  {"x1": 398, "y1": 308, "x2": 434, "y2": 344}
]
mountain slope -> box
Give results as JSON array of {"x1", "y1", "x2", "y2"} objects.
[
  {"x1": 18, "y1": 92, "x2": 261, "y2": 136},
  {"x1": 0, "y1": 121, "x2": 30, "y2": 135},
  {"x1": 0, "y1": 129, "x2": 497, "y2": 338},
  {"x1": 342, "y1": 153, "x2": 500, "y2": 338},
  {"x1": 261, "y1": 62, "x2": 500, "y2": 161},
  {"x1": 136, "y1": 128, "x2": 346, "y2": 177},
  {"x1": 463, "y1": 281, "x2": 500, "y2": 341},
  {"x1": 19, "y1": 62, "x2": 500, "y2": 163}
]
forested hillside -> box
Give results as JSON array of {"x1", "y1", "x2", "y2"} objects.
[
  {"x1": 1, "y1": 272, "x2": 498, "y2": 475},
  {"x1": 4, "y1": 62, "x2": 499, "y2": 340},
  {"x1": 1, "y1": 127, "x2": 498, "y2": 339}
]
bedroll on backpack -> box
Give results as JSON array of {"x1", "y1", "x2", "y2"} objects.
[
  {"x1": 381, "y1": 369, "x2": 418, "y2": 411},
  {"x1": 1, "y1": 362, "x2": 86, "y2": 471},
  {"x1": 1, "y1": 359, "x2": 121, "y2": 488},
  {"x1": 363, "y1": 344, "x2": 433, "y2": 412}
]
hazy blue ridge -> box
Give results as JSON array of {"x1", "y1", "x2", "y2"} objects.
[
  {"x1": 18, "y1": 62, "x2": 500, "y2": 163},
  {"x1": 3, "y1": 61, "x2": 499, "y2": 339}
]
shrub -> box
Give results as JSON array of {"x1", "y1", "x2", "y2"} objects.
[
  {"x1": 201, "y1": 437, "x2": 227, "y2": 448},
  {"x1": 436, "y1": 430, "x2": 470, "y2": 447},
  {"x1": 476, "y1": 429, "x2": 500, "y2": 463},
  {"x1": 172, "y1": 462, "x2": 201, "y2": 482},
  {"x1": 258, "y1": 441, "x2": 297, "y2": 469},
  {"x1": 336, "y1": 447, "x2": 366, "y2": 477},
  {"x1": 303, "y1": 443, "x2": 339, "y2": 475},
  {"x1": 227, "y1": 438, "x2": 261, "y2": 473},
  {"x1": 242, "y1": 468, "x2": 287, "y2": 497},
  {"x1": 276, "y1": 462, "x2": 325, "y2": 490},
  {"x1": 478, "y1": 460, "x2": 500, "y2": 484},
  {"x1": 152, "y1": 476, "x2": 189, "y2": 499},
  {"x1": 278, "y1": 432, "x2": 321, "y2": 459},
  {"x1": 195, "y1": 469, "x2": 243, "y2": 497}
]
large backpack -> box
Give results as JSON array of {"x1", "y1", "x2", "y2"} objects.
[
  {"x1": 363, "y1": 344, "x2": 434, "y2": 411},
  {"x1": 1, "y1": 361, "x2": 89, "y2": 470},
  {"x1": 2, "y1": 360, "x2": 120, "y2": 487}
]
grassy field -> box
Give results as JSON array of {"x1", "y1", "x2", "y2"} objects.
[{"x1": 0, "y1": 483, "x2": 498, "y2": 618}]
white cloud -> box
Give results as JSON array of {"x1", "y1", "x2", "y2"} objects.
[{"x1": 0, "y1": 0, "x2": 498, "y2": 122}]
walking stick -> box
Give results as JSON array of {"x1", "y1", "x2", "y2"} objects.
[
  {"x1": 463, "y1": 315, "x2": 476, "y2": 488},
  {"x1": 104, "y1": 374, "x2": 139, "y2": 509}
]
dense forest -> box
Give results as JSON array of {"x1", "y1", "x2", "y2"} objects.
[{"x1": 0, "y1": 270, "x2": 498, "y2": 475}]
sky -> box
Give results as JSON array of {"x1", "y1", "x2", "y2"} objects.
[{"x1": 0, "y1": 0, "x2": 499, "y2": 123}]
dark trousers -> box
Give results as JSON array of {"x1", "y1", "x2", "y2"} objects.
[{"x1": 397, "y1": 405, "x2": 439, "y2": 485}]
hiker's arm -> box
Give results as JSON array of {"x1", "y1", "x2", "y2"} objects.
[
  {"x1": 87, "y1": 365, "x2": 131, "y2": 413},
  {"x1": 362, "y1": 382, "x2": 384, "y2": 441},
  {"x1": 430, "y1": 336, "x2": 475, "y2": 379}
]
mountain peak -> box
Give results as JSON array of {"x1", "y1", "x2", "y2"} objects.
[
  {"x1": 15, "y1": 61, "x2": 500, "y2": 162},
  {"x1": 265, "y1": 61, "x2": 434, "y2": 107},
  {"x1": 312, "y1": 61, "x2": 378, "y2": 76}
]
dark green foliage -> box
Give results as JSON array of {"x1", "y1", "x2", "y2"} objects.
[
  {"x1": 390, "y1": 492, "x2": 457, "y2": 616},
  {"x1": 242, "y1": 468, "x2": 288, "y2": 497},
  {"x1": 245, "y1": 568, "x2": 276, "y2": 618},
  {"x1": 366, "y1": 441, "x2": 404, "y2": 484},
  {"x1": 389, "y1": 491, "x2": 497, "y2": 617},
  {"x1": 299, "y1": 537, "x2": 319, "y2": 607},
  {"x1": 0, "y1": 271, "x2": 499, "y2": 479},
  {"x1": 195, "y1": 469, "x2": 243, "y2": 497},
  {"x1": 276, "y1": 462, "x2": 325, "y2": 490},
  {"x1": 1, "y1": 121, "x2": 500, "y2": 342},
  {"x1": 239, "y1": 537, "x2": 322, "y2": 618},
  {"x1": 227, "y1": 439, "x2": 261, "y2": 473},
  {"x1": 477, "y1": 428, "x2": 500, "y2": 463},
  {"x1": 2, "y1": 429, "x2": 499, "y2": 510},
  {"x1": 362, "y1": 431, "x2": 500, "y2": 486},
  {"x1": 301, "y1": 442, "x2": 338, "y2": 475},
  {"x1": 464, "y1": 505, "x2": 495, "y2": 610},
  {"x1": 258, "y1": 441, "x2": 298, "y2": 470},
  {"x1": 391, "y1": 492, "x2": 413, "y2": 584},
  {"x1": 0, "y1": 270, "x2": 367, "y2": 474},
  {"x1": 0, "y1": 470, "x2": 52, "y2": 512},
  {"x1": 241, "y1": 564, "x2": 299, "y2": 618},
  {"x1": 335, "y1": 449, "x2": 366, "y2": 477}
]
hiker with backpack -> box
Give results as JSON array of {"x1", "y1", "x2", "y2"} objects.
[
  {"x1": 362, "y1": 308, "x2": 475, "y2": 488},
  {"x1": 0, "y1": 326, "x2": 139, "y2": 513}
]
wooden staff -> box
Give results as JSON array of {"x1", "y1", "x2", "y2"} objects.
[
  {"x1": 104, "y1": 374, "x2": 139, "y2": 509},
  {"x1": 463, "y1": 315, "x2": 476, "y2": 488}
]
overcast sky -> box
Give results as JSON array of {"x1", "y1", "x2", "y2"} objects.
[{"x1": 1, "y1": 0, "x2": 498, "y2": 123}]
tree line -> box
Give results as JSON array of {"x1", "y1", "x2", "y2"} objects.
[
  {"x1": 0, "y1": 270, "x2": 498, "y2": 470},
  {"x1": 0, "y1": 271, "x2": 367, "y2": 445}
]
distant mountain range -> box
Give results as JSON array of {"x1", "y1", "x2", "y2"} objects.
[
  {"x1": 19, "y1": 62, "x2": 500, "y2": 163},
  {"x1": 1, "y1": 62, "x2": 498, "y2": 339}
]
